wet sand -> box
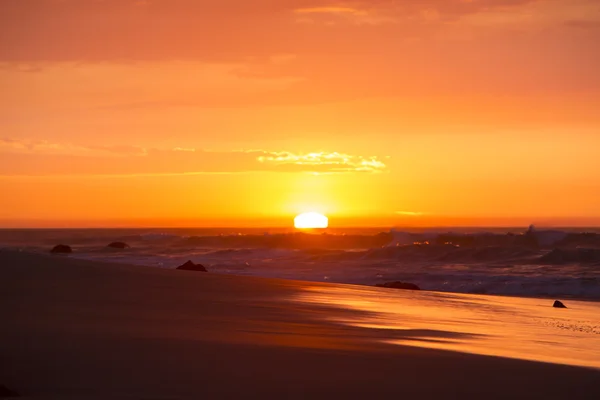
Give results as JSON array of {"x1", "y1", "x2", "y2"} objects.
[{"x1": 1, "y1": 250, "x2": 599, "y2": 399}]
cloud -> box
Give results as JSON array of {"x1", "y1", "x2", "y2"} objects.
[
  {"x1": 2, "y1": 1, "x2": 594, "y2": 109},
  {"x1": 294, "y1": 7, "x2": 365, "y2": 15},
  {"x1": 0, "y1": 138, "x2": 147, "y2": 156},
  {"x1": 293, "y1": 0, "x2": 545, "y2": 24},
  {"x1": 0, "y1": 60, "x2": 306, "y2": 112},
  {"x1": 395, "y1": 211, "x2": 425, "y2": 217},
  {"x1": 0, "y1": 0, "x2": 546, "y2": 62},
  {"x1": 256, "y1": 151, "x2": 386, "y2": 173},
  {"x1": 0, "y1": 138, "x2": 387, "y2": 176},
  {"x1": 293, "y1": 3, "x2": 398, "y2": 25}
]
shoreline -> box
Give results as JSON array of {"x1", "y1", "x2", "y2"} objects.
[
  {"x1": 3, "y1": 247, "x2": 599, "y2": 304},
  {"x1": 2, "y1": 250, "x2": 600, "y2": 398}
]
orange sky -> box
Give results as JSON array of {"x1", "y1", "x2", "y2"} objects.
[{"x1": 1, "y1": 0, "x2": 599, "y2": 227}]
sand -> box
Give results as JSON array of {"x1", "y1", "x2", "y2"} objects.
[{"x1": 1, "y1": 250, "x2": 600, "y2": 399}]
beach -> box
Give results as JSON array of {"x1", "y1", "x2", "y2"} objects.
[{"x1": 2, "y1": 250, "x2": 600, "y2": 399}]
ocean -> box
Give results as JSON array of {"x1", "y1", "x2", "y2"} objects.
[{"x1": 2, "y1": 226, "x2": 600, "y2": 300}]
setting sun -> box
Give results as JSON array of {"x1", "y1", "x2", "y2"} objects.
[{"x1": 294, "y1": 212, "x2": 329, "y2": 229}]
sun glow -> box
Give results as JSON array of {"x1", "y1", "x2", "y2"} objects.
[{"x1": 294, "y1": 212, "x2": 329, "y2": 229}]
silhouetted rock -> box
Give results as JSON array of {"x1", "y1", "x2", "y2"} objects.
[
  {"x1": 176, "y1": 260, "x2": 207, "y2": 272},
  {"x1": 553, "y1": 300, "x2": 567, "y2": 309},
  {"x1": 375, "y1": 281, "x2": 420, "y2": 290},
  {"x1": 107, "y1": 242, "x2": 130, "y2": 249},
  {"x1": 50, "y1": 244, "x2": 72, "y2": 254},
  {"x1": 0, "y1": 385, "x2": 19, "y2": 397}
]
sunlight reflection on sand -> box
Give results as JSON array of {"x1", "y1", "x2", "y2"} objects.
[{"x1": 295, "y1": 285, "x2": 600, "y2": 369}]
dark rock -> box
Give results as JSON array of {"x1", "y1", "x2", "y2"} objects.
[
  {"x1": 553, "y1": 300, "x2": 567, "y2": 309},
  {"x1": 50, "y1": 244, "x2": 72, "y2": 254},
  {"x1": 176, "y1": 260, "x2": 207, "y2": 272},
  {"x1": 0, "y1": 385, "x2": 19, "y2": 397},
  {"x1": 107, "y1": 242, "x2": 130, "y2": 249},
  {"x1": 375, "y1": 281, "x2": 420, "y2": 291}
]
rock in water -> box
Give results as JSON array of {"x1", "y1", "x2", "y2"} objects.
[
  {"x1": 176, "y1": 260, "x2": 208, "y2": 272},
  {"x1": 553, "y1": 300, "x2": 567, "y2": 309},
  {"x1": 0, "y1": 384, "x2": 19, "y2": 397},
  {"x1": 375, "y1": 281, "x2": 420, "y2": 291},
  {"x1": 107, "y1": 242, "x2": 130, "y2": 249},
  {"x1": 50, "y1": 244, "x2": 72, "y2": 254}
]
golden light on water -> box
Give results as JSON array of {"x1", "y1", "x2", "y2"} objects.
[
  {"x1": 295, "y1": 285, "x2": 600, "y2": 369},
  {"x1": 294, "y1": 212, "x2": 329, "y2": 229}
]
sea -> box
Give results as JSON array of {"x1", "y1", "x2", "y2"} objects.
[{"x1": 2, "y1": 226, "x2": 600, "y2": 300}]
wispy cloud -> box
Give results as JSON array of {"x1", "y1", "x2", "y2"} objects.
[
  {"x1": 257, "y1": 151, "x2": 386, "y2": 173},
  {"x1": 293, "y1": 4, "x2": 396, "y2": 25},
  {"x1": 0, "y1": 138, "x2": 147, "y2": 156},
  {"x1": 0, "y1": 138, "x2": 387, "y2": 176},
  {"x1": 396, "y1": 211, "x2": 425, "y2": 217},
  {"x1": 294, "y1": 7, "x2": 366, "y2": 16},
  {"x1": 0, "y1": 0, "x2": 567, "y2": 62}
]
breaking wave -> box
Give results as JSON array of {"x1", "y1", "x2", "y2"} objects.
[{"x1": 2, "y1": 225, "x2": 600, "y2": 299}]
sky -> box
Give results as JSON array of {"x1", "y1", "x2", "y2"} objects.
[{"x1": 1, "y1": 0, "x2": 600, "y2": 227}]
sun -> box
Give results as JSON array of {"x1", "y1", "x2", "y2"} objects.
[{"x1": 294, "y1": 212, "x2": 329, "y2": 229}]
